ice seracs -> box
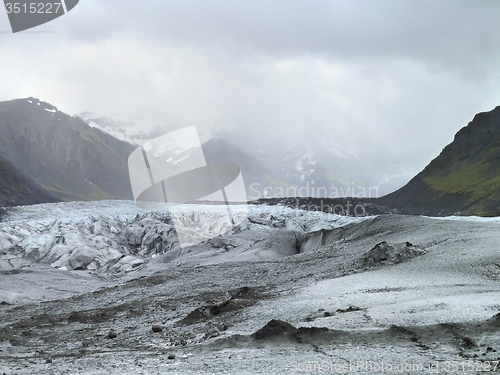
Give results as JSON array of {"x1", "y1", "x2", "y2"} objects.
[{"x1": 0, "y1": 200, "x2": 372, "y2": 274}]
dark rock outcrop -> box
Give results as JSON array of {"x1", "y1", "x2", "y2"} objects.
[{"x1": 252, "y1": 319, "x2": 297, "y2": 340}]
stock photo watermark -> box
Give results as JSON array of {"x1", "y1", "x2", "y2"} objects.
[
  {"x1": 3, "y1": 0, "x2": 79, "y2": 33},
  {"x1": 249, "y1": 182, "x2": 380, "y2": 200},
  {"x1": 127, "y1": 126, "x2": 248, "y2": 248},
  {"x1": 305, "y1": 200, "x2": 366, "y2": 216},
  {"x1": 287, "y1": 360, "x2": 499, "y2": 373}
]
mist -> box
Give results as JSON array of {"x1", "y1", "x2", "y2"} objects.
[{"x1": 1, "y1": 0, "x2": 500, "y2": 192}]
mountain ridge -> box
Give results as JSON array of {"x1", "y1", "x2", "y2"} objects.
[
  {"x1": 380, "y1": 106, "x2": 500, "y2": 216},
  {"x1": 2, "y1": 96, "x2": 500, "y2": 217},
  {"x1": 0, "y1": 97, "x2": 136, "y2": 203}
]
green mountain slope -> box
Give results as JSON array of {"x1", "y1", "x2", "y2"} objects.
[
  {"x1": 380, "y1": 106, "x2": 500, "y2": 216},
  {"x1": 0, "y1": 98, "x2": 135, "y2": 202}
]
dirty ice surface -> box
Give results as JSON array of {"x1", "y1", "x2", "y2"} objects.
[{"x1": 1, "y1": 201, "x2": 500, "y2": 374}]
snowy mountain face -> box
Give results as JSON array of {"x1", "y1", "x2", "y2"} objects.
[{"x1": 78, "y1": 113, "x2": 163, "y2": 146}]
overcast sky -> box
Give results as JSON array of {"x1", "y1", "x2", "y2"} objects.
[{"x1": 1, "y1": 0, "x2": 500, "y2": 183}]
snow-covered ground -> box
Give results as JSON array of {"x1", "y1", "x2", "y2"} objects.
[{"x1": 1, "y1": 201, "x2": 500, "y2": 374}]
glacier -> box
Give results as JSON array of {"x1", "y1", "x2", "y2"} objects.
[
  {"x1": 2, "y1": 200, "x2": 500, "y2": 374},
  {"x1": 0, "y1": 200, "x2": 371, "y2": 274}
]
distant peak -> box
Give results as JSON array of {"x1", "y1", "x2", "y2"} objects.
[{"x1": 25, "y1": 97, "x2": 58, "y2": 111}]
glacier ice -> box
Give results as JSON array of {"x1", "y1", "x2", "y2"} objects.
[{"x1": 0, "y1": 200, "x2": 372, "y2": 274}]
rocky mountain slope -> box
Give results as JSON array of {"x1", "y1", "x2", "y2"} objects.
[
  {"x1": 380, "y1": 106, "x2": 500, "y2": 216},
  {"x1": 0, "y1": 155, "x2": 57, "y2": 208},
  {"x1": 0, "y1": 98, "x2": 136, "y2": 203}
]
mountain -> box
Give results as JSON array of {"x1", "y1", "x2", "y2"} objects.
[
  {"x1": 76, "y1": 113, "x2": 414, "y2": 199},
  {"x1": 201, "y1": 137, "x2": 293, "y2": 200},
  {"x1": 380, "y1": 106, "x2": 500, "y2": 216},
  {"x1": 216, "y1": 128, "x2": 412, "y2": 199},
  {"x1": 0, "y1": 98, "x2": 136, "y2": 202},
  {"x1": 77, "y1": 112, "x2": 152, "y2": 145},
  {"x1": 0, "y1": 154, "x2": 57, "y2": 207},
  {"x1": 76, "y1": 117, "x2": 297, "y2": 200}
]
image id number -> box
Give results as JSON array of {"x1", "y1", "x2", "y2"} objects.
[{"x1": 5, "y1": 2, "x2": 63, "y2": 14}]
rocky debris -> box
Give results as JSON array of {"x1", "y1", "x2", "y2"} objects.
[
  {"x1": 250, "y1": 319, "x2": 331, "y2": 344},
  {"x1": 293, "y1": 326, "x2": 330, "y2": 343},
  {"x1": 208, "y1": 237, "x2": 235, "y2": 251},
  {"x1": 233, "y1": 311, "x2": 500, "y2": 356},
  {"x1": 230, "y1": 286, "x2": 259, "y2": 300},
  {"x1": 182, "y1": 300, "x2": 235, "y2": 323},
  {"x1": 251, "y1": 197, "x2": 398, "y2": 216},
  {"x1": 167, "y1": 353, "x2": 175, "y2": 360},
  {"x1": 107, "y1": 330, "x2": 117, "y2": 339},
  {"x1": 336, "y1": 306, "x2": 362, "y2": 313},
  {"x1": 203, "y1": 330, "x2": 220, "y2": 340},
  {"x1": 13, "y1": 313, "x2": 58, "y2": 329},
  {"x1": 252, "y1": 319, "x2": 297, "y2": 340},
  {"x1": 303, "y1": 306, "x2": 363, "y2": 322},
  {"x1": 181, "y1": 286, "x2": 259, "y2": 324},
  {"x1": 458, "y1": 336, "x2": 475, "y2": 349},
  {"x1": 152, "y1": 325, "x2": 163, "y2": 333},
  {"x1": 173, "y1": 339, "x2": 187, "y2": 346},
  {"x1": 2, "y1": 206, "x2": 500, "y2": 373},
  {"x1": 356, "y1": 241, "x2": 425, "y2": 268},
  {"x1": 68, "y1": 310, "x2": 112, "y2": 324}
]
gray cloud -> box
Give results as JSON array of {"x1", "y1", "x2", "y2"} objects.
[
  {"x1": 56, "y1": 0, "x2": 500, "y2": 75},
  {"x1": 1, "y1": 0, "x2": 500, "y2": 189}
]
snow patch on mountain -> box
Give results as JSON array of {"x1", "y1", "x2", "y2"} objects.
[{"x1": 78, "y1": 113, "x2": 158, "y2": 145}]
